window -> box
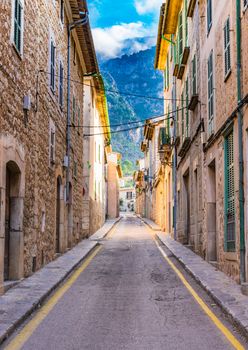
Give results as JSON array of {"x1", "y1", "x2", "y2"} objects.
[
  {"x1": 207, "y1": 0, "x2": 212, "y2": 33},
  {"x1": 224, "y1": 17, "x2": 231, "y2": 77},
  {"x1": 192, "y1": 54, "x2": 197, "y2": 95},
  {"x1": 50, "y1": 39, "x2": 56, "y2": 91},
  {"x1": 49, "y1": 122, "x2": 55, "y2": 165},
  {"x1": 126, "y1": 192, "x2": 133, "y2": 200},
  {"x1": 72, "y1": 96, "x2": 76, "y2": 124},
  {"x1": 178, "y1": 12, "x2": 183, "y2": 63},
  {"x1": 13, "y1": 0, "x2": 23, "y2": 53},
  {"x1": 224, "y1": 130, "x2": 235, "y2": 251},
  {"x1": 181, "y1": 92, "x2": 184, "y2": 140},
  {"x1": 59, "y1": 61, "x2": 64, "y2": 108},
  {"x1": 164, "y1": 54, "x2": 169, "y2": 90},
  {"x1": 60, "y1": 0, "x2": 64, "y2": 24},
  {"x1": 208, "y1": 51, "x2": 214, "y2": 134},
  {"x1": 185, "y1": 78, "x2": 189, "y2": 137}
]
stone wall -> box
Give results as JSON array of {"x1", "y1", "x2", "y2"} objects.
[{"x1": 0, "y1": 0, "x2": 90, "y2": 291}]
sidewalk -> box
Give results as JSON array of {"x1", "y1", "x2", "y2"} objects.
[
  {"x1": 140, "y1": 216, "x2": 248, "y2": 338},
  {"x1": 0, "y1": 217, "x2": 121, "y2": 344}
]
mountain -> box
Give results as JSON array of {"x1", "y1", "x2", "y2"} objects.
[{"x1": 100, "y1": 47, "x2": 164, "y2": 175}]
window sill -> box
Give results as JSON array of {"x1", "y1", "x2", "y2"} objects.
[
  {"x1": 224, "y1": 252, "x2": 237, "y2": 261},
  {"x1": 224, "y1": 69, "x2": 231, "y2": 82},
  {"x1": 12, "y1": 43, "x2": 23, "y2": 60}
]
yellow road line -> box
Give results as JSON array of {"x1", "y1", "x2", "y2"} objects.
[
  {"x1": 5, "y1": 246, "x2": 102, "y2": 350},
  {"x1": 155, "y1": 240, "x2": 245, "y2": 350}
]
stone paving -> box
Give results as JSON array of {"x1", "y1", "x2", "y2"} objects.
[
  {"x1": 0, "y1": 218, "x2": 121, "y2": 345},
  {"x1": 139, "y1": 216, "x2": 248, "y2": 338}
]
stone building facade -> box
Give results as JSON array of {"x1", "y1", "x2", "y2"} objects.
[
  {"x1": 150, "y1": 0, "x2": 248, "y2": 284},
  {"x1": 82, "y1": 76, "x2": 111, "y2": 236},
  {"x1": 0, "y1": 0, "x2": 105, "y2": 293}
]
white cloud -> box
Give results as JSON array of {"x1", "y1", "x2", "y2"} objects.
[
  {"x1": 134, "y1": 0, "x2": 162, "y2": 15},
  {"x1": 92, "y1": 22, "x2": 156, "y2": 60}
]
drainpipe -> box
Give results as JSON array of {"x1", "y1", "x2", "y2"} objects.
[
  {"x1": 66, "y1": 14, "x2": 88, "y2": 202},
  {"x1": 236, "y1": 0, "x2": 246, "y2": 283}
]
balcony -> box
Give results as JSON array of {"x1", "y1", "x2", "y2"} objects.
[
  {"x1": 188, "y1": 94, "x2": 199, "y2": 111},
  {"x1": 187, "y1": 0, "x2": 197, "y2": 17},
  {"x1": 144, "y1": 122, "x2": 155, "y2": 140},
  {"x1": 178, "y1": 135, "x2": 191, "y2": 158},
  {"x1": 140, "y1": 140, "x2": 148, "y2": 152},
  {"x1": 158, "y1": 127, "x2": 172, "y2": 164}
]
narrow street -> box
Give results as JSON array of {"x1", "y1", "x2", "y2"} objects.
[{"x1": 3, "y1": 215, "x2": 247, "y2": 350}]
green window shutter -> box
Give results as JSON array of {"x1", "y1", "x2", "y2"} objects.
[
  {"x1": 192, "y1": 54, "x2": 197, "y2": 95},
  {"x1": 166, "y1": 53, "x2": 169, "y2": 88},
  {"x1": 208, "y1": 51, "x2": 214, "y2": 134},
  {"x1": 14, "y1": 0, "x2": 22, "y2": 52},
  {"x1": 224, "y1": 130, "x2": 235, "y2": 251},
  {"x1": 224, "y1": 17, "x2": 231, "y2": 76},
  {"x1": 178, "y1": 12, "x2": 183, "y2": 63},
  {"x1": 184, "y1": 0, "x2": 188, "y2": 46},
  {"x1": 186, "y1": 78, "x2": 189, "y2": 137},
  {"x1": 181, "y1": 92, "x2": 184, "y2": 140},
  {"x1": 207, "y1": 0, "x2": 212, "y2": 33}
]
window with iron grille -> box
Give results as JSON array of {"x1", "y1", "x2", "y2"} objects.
[
  {"x1": 207, "y1": 0, "x2": 212, "y2": 33},
  {"x1": 224, "y1": 17, "x2": 231, "y2": 77},
  {"x1": 50, "y1": 40, "x2": 56, "y2": 91},
  {"x1": 208, "y1": 51, "x2": 214, "y2": 134},
  {"x1": 178, "y1": 12, "x2": 183, "y2": 63},
  {"x1": 224, "y1": 130, "x2": 235, "y2": 251},
  {"x1": 13, "y1": 0, "x2": 23, "y2": 53},
  {"x1": 59, "y1": 62, "x2": 64, "y2": 108},
  {"x1": 192, "y1": 54, "x2": 197, "y2": 95}
]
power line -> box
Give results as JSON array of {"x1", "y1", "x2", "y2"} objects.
[
  {"x1": 38, "y1": 70, "x2": 187, "y2": 102},
  {"x1": 70, "y1": 106, "x2": 186, "y2": 130},
  {"x1": 82, "y1": 108, "x2": 185, "y2": 137}
]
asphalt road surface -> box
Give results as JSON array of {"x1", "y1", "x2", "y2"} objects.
[{"x1": 4, "y1": 215, "x2": 248, "y2": 350}]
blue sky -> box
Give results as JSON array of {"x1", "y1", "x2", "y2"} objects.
[{"x1": 88, "y1": 0, "x2": 161, "y2": 60}]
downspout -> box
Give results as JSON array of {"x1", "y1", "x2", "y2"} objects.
[{"x1": 236, "y1": 0, "x2": 246, "y2": 283}]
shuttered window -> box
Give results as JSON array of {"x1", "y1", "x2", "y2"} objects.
[
  {"x1": 185, "y1": 78, "x2": 189, "y2": 137},
  {"x1": 181, "y1": 92, "x2": 184, "y2": 140},
  {"x1": 224, "y1": 17, "x2": 231, "y2": 77},
  {"x1": 192, "y1": 54, "x2": 197, "y2": 95},
  {"x1": 184, "y1": 0, "x2": 188, "y2": 46},
  {"x1": 14, "y1": 0, "x2": 23, "y2": 53},
  {"x1": 178, "y1": 12, "x2": 183, "y2": 63},
  {"x1": 224, "y1": 130, "x2": 235, "y2": 251},
  {"x1": 59, "y1": 62, "x2": 64, "y2": 108},
  {"x1": 208, "y1": 51, "x2": 214, "y2": 134},
  {"x1": 207, "y1": 0, "x2": 212, "y2": 33},
  {"x1": 50, "y1": 40, "x2": 56, "y2": 91}
]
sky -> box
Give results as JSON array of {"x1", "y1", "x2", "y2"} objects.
[{"x1": 88, "y1": 0, "x2": 161, "y2": 60}]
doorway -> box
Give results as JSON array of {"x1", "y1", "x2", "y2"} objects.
[
  {"x1": 183, "y1": 171, "x2": 190, "y2": 245},
  {"x1": 4, "y1": 161, "x2": 23, "y2": 281},
  {"x1": 207, "y1": 160, "x2": 217, "y2": 261},
  {"x1": 55, "y1": 177, "x2": 62, "y2": 253}
]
